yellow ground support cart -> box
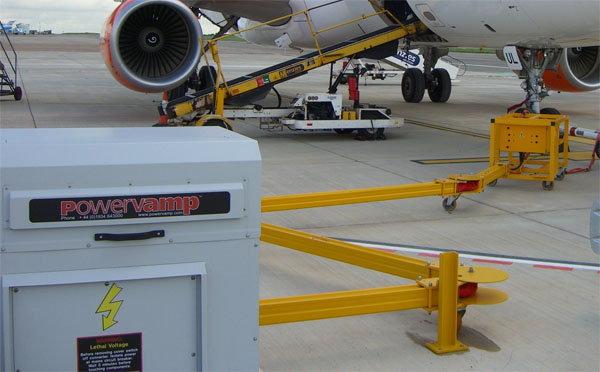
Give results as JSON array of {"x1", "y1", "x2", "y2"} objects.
[{"x1": 490, "y1": 113, "x2": 568, "y2": 190}]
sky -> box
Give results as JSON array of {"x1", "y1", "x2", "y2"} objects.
[{"x1": 0, "y1": 0, "x2": 218, "y2": 34}]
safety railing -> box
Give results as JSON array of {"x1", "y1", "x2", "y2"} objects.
[
  {"x1": 201, "y1": 0, "x2": 412, "y2": 97},
  {"x1": 0, "y1": 20, "x2": 18, "y2": 89}
]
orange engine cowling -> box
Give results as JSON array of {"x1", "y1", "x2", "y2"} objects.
[
  {"x1": 543, "y1": 47, "x2": 600, "y2": 92},
  {"x1": 101, "y1": 0, "x2": 202, "y2": 93}
]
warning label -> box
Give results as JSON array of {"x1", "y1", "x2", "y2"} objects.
[
  {"x1": 29, "y1": 192, "x2": 230, "y2": 223},
  {"x1": 77, "y1": 333, "x2": 142, "y2": 372}
]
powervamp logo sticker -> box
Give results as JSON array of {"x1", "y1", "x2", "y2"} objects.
[{"x1": 29, "y1": 192, "x2": 230, "y2": 223}]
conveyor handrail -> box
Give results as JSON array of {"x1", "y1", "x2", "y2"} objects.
[{"x1": 164, "y1": 5, "x2": 424, "y2": 120}]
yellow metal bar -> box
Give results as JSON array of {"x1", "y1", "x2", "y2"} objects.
[
  {"x1": 259, "y1": 284, "x2": 430, "y2": 325},
  {"x1": 211, "y1": 9, "x2": 310, "y2": 43},
  {"x1": 262, "y1": 179, "x2": 456, "y2": 212},
  {"x1": 368, "y1": 0, "x2": 402, "y2": 25},
  {"x1": 171, "y1": 24, "x2": 415, "y2": 118},
  {"x1": 491, "y1": 114, "x2": 569, "y2": 182},
  {"x1": 426, "y1": 252, "x2": 468, "y2": 354},
  {"x1": 262, "y1": 164, "x2": 510, "y2": 213},
  {"x1": 208, "y1": 42, "x2": 231, "y2": 98},
  {"x1": 226, "y1": 25, "x2": 416, "y2": 100},
  {"x1": 303, "y1": 11, "x2": 324, "y2": 63},
  {"x1": 214, "y1": 87, "x2": 226, "y2": 116},
  {"x1": 261, "y1": 223, "x2": 437, "y2": 280},
  {"x1": 480, "y1": 163, "x2": 508, "y2": 186}
]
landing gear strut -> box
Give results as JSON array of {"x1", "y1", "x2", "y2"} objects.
[{"x1": 511, "y1": 47, "x2": 562, "y2": 114}]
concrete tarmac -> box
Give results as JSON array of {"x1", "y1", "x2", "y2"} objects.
[{"x1": 1, "y1": 34, "x2": 599, "y2": 371}]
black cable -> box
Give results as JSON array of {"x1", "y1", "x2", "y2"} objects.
[
  {"x1": 272, "y1": 87, "x2": 282, "y2": 108},
  {"x1": 511, "y1": 152, "x2": 528, "y2": 171}
]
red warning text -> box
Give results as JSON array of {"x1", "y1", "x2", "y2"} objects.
[{"x1": 60, "y1": 196, "x2": 200, "y2": 216}]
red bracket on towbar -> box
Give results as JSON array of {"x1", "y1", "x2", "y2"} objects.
[{"x1": 456, "y1": 180, "x2": 480, "y2": 193}]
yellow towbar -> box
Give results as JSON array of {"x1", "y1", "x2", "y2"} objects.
[{"x1": 262, "y1": 164, "x2": 508, "y2": 213}]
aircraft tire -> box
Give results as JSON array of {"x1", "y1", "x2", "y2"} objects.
[
  {"x1": 199, "y1": 65, "x2": 217, "y2": 90},
  {"x1": 540, "y1": 107, "x2": 560, "y2": 115},
  {"x1": 539, "y1": 107, "x2": 570, "y2": 152},
  {"x1": 428, "y1": 68, "x2": 451, "y2": 103},
  {"x1": 401, "y1": 68, "x2": 425, "y2": 103}
]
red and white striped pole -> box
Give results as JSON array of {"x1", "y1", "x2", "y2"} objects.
[
  {"x1": 566, "y1": 126, "x2": 600, "y2": 174},
  {"x1": 569, "y1": 126, "x2": 600, "y2": 141}
]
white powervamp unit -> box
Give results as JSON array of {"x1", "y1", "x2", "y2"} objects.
[{"x1": 0, "y1": 127, "x2": 261, "y2": 371}]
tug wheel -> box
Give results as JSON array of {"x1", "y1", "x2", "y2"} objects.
[
  {"x1": 442, "y1": 198, "x2": 457, "y2": 212},
  {"x1": 13, "y1": 86, "x2": 22, "y2": 101},
  {"x1": 357, "y1": 128, "x2": 385, "y2": 140}
]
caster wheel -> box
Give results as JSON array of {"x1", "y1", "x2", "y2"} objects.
[
  {"x1": 488, "y1": 179, "x2": 498, "y2": 187},
  {"x1": 442, "y1": 198, "x2": 457, "y2": 212},
  {"x1": 555, "y1": 170, "x2": 566, "y2": 181},
  {"x1": 542, "y1": 181, "x2": 554, "y2": 191}
]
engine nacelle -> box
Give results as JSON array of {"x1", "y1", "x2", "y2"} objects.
[
  {"x1": 101, "y1": 0, "x2": 202, "y2": 93},
  {"x1": 544, "y1": 47, "x2": 600, "y2": 92}
]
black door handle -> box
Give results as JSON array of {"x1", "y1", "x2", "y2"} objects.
[{"x1": 94, "y1": 230, "x2": 165, "y2": 242}]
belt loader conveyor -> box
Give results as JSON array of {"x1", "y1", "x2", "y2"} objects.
[{"x1": 160, "y1": 5, "x2": 424, "y2": 132}]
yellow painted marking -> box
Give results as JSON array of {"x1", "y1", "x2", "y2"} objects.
[
  {"x1": 96, "y1": 283, "x2": 123, "y2": 331},
  {"x1": 405, "y1": 120, "x2": 490, "y2": 139},
  {"x1": 406, "y1": 120, "x2": 596, "y2": 146}
]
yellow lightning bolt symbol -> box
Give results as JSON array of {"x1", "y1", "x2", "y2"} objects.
[{"x1": 96, "y1": 283, "x2": 123, "y2": 331}]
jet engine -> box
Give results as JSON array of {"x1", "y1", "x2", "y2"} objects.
[
  {"x1": 101, "y1": 0, "x2": 202, "y2": 93},
  {"x1": 543, "y1": 47, "x2": 600, "y2": 92}
]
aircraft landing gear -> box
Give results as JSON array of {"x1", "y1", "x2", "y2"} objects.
[
  {"x1": 427, "y1": 68, "x2": 451, "y2": 103},
  {"x1": 401, "y1": 47, "x2": 452, "y2": 104},
  {"x1": 401, "y1": 68, "x2": 425, "y2": 103},
  {"x1": 511, "y1": 47, "x2": 562, "y2": 114}
]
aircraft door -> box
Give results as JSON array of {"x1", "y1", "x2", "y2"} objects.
[{"x1": 406, "y1": 0, "x2": 537, "y2": 46}]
